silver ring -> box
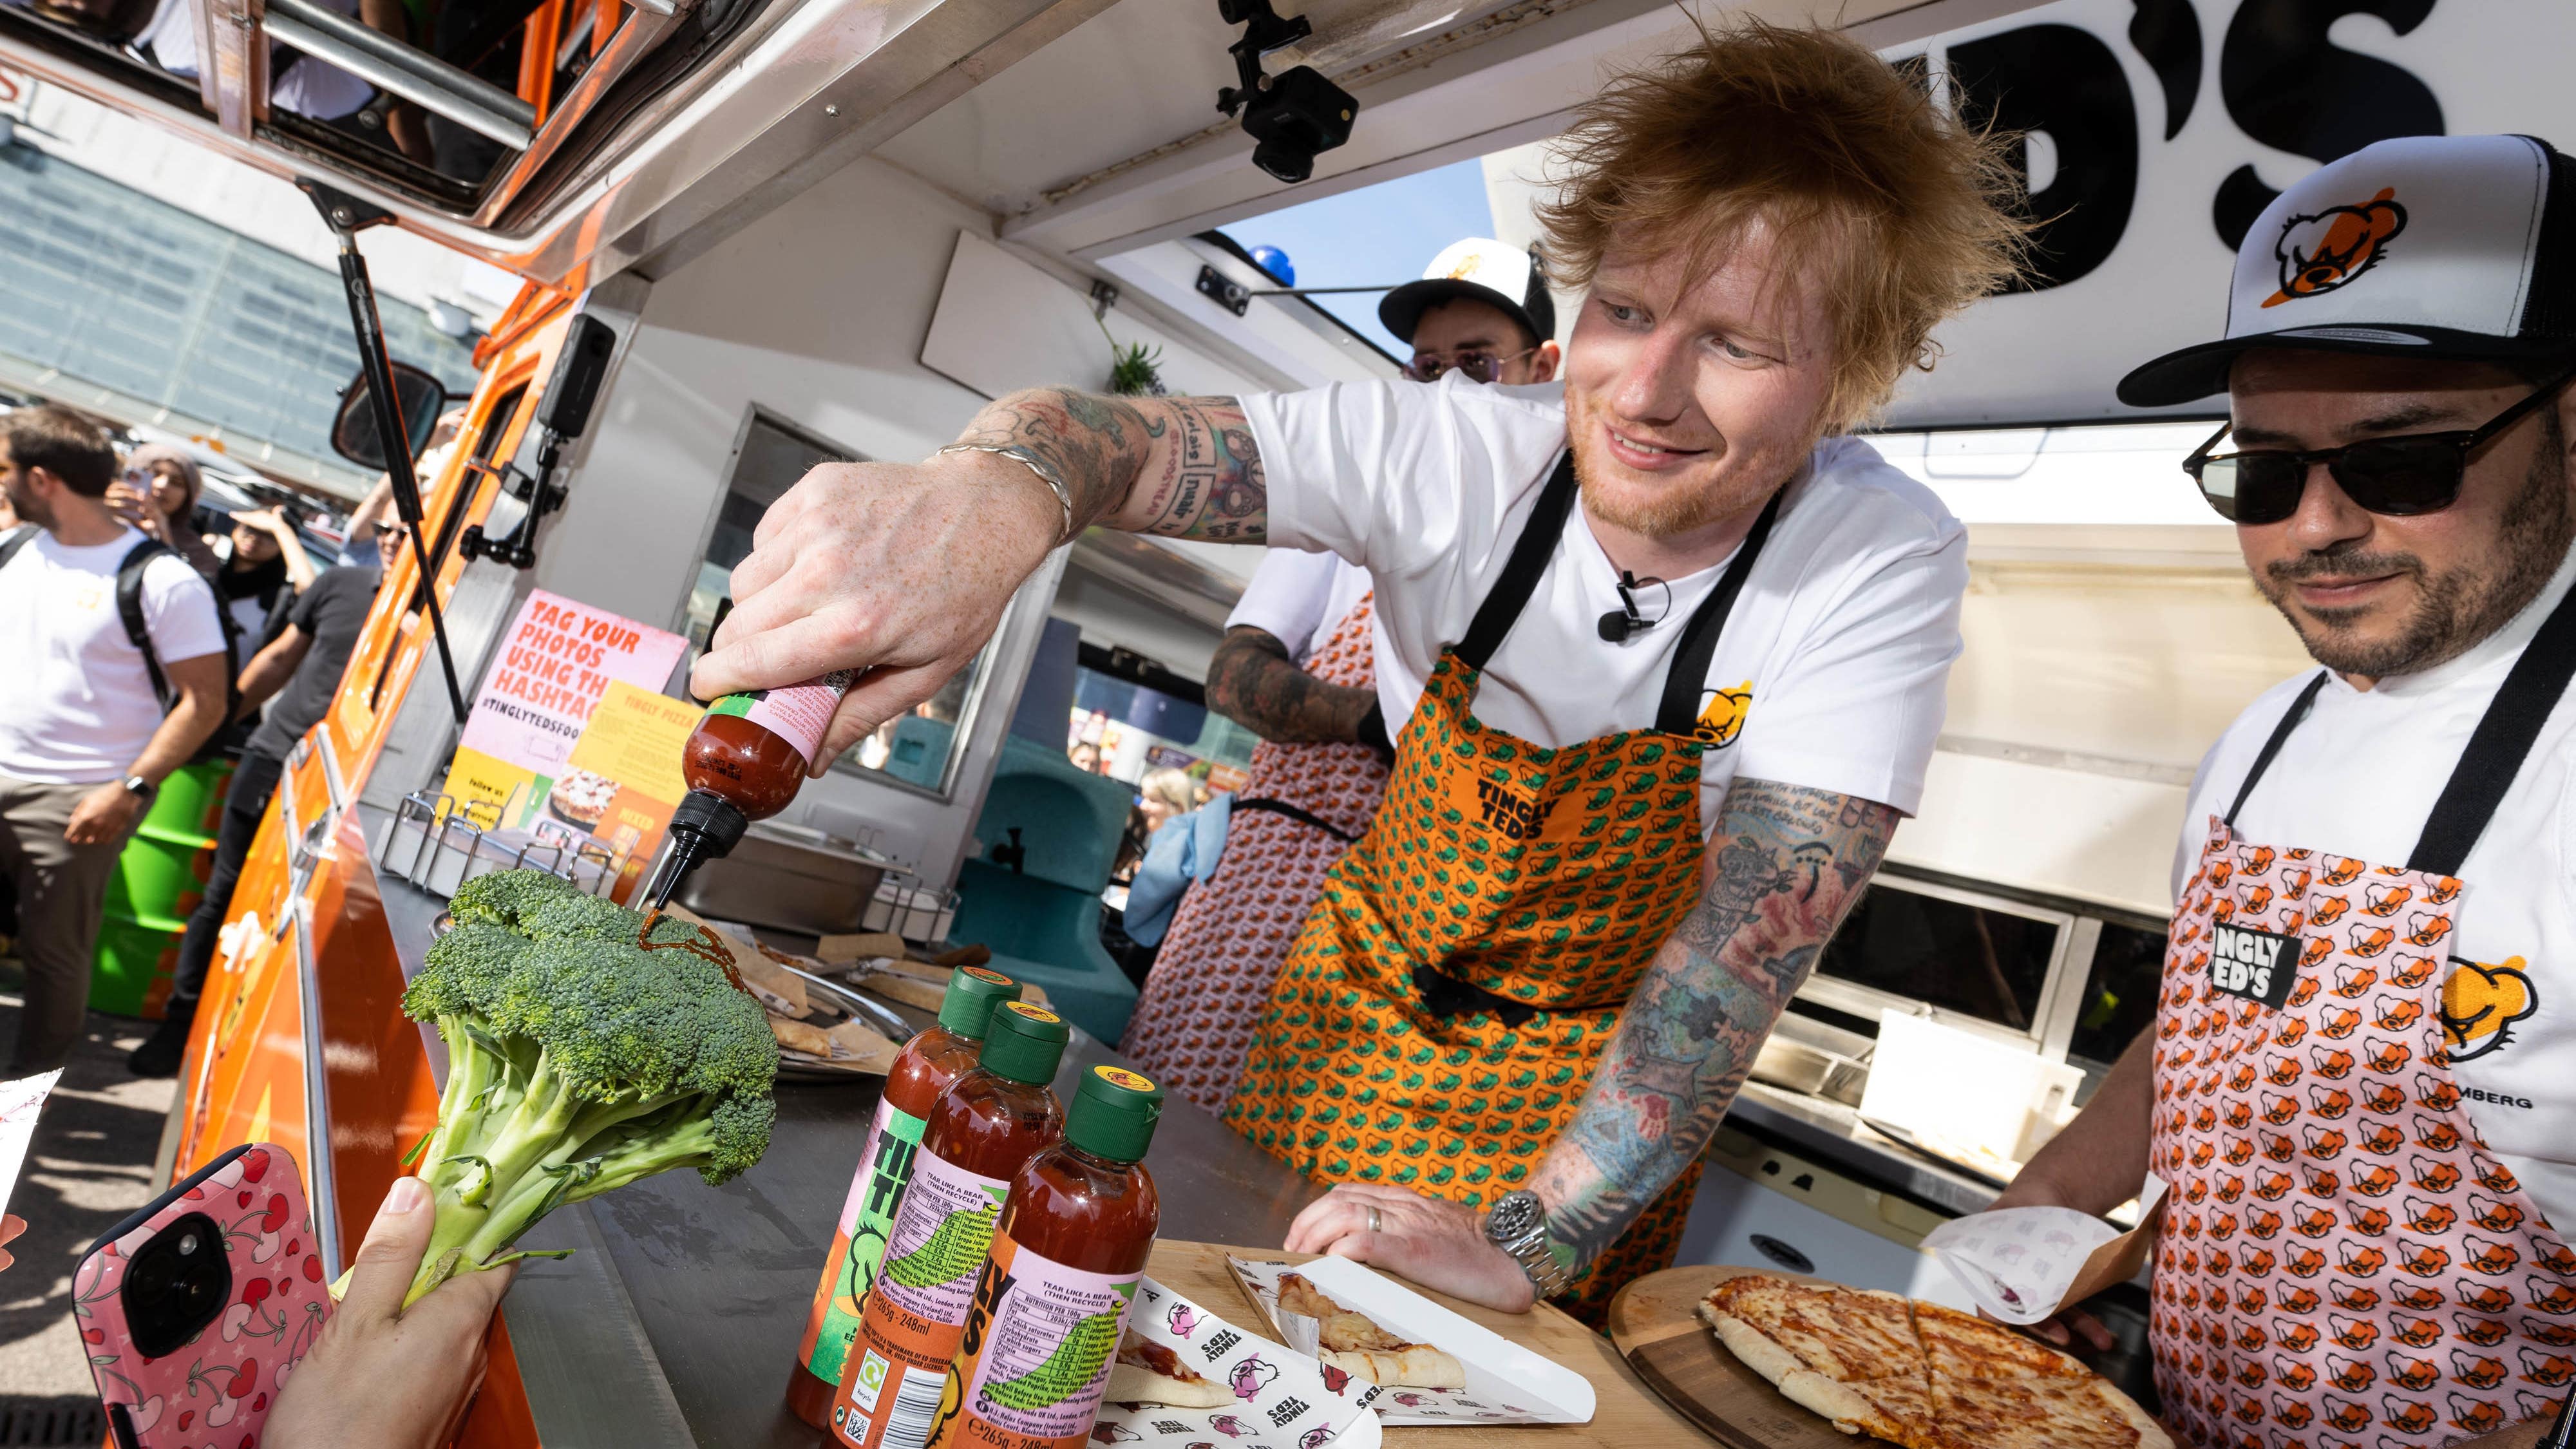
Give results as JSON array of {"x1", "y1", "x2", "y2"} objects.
[{"x1": 1366, "y1": 1206, "x2": 1382, "y2": 1234}]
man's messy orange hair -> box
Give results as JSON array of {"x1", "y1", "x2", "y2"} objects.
[{"x1": 1538, "y1": 19, "x2": 2029, "y2": 431}]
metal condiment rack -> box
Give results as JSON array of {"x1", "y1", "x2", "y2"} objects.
[{"x1": 375, "y1": 791, "x2": 628, "y2": 899}]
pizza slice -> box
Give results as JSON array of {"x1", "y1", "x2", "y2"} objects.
[
  {"x1": 1924, "y1": 1366, "x2": 2168, "y2": 1449},
  {"x1": 1104, "y1": 1330, "x2": 1235, "y2": 1408},
  {"x1": 1274, "y1": 1273, "x2": 1466, "y2": 1388},
  {"x1": 1701, "y1": 1274, "x2": 1922, "y2": 1384}
]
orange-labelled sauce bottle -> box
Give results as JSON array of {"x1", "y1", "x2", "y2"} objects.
[
  {"x1": 927, "y1": 1065, "x2": 1165, "y2": 1449},
  {"x1": 641, "y1": 670, "x2": 852, "y2": 911},
  {"x1": 785, "y1": 967, "x2": 1027, "y2": 1430},
  {"x1": 828, "y1": 1002, "x2": 1071, "y2": 1449}
]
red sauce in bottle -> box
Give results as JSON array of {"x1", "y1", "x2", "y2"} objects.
[
  {"x1": 643, "y1": 672, "x2": 851, "y2": 911},
  {"x1": 929, "y1": 1066, "x2": 1166, "y2": 1449},
  {"x1": 786, "y1": 967, "x2": 1025, "y2": 1429},
  {"x1": 828, "y1": 1003, "x2": 1071, "y2": 1449}
]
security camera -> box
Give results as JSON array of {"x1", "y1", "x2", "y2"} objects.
[{"x1": 1238, "y1": 67, "x2": 1356, "y2": 184}]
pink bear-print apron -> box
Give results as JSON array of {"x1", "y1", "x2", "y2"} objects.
[{"x1": 2149, "y1": 626, "x2": 2576, "y2": 1449}]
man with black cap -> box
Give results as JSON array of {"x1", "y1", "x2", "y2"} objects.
[
  {"x1": 1383, "y1": 238, "x2": 1562, "y2": 386},
  {"x1": 1994, "y1": 134, "x2": 2576, "y2": 1449}
]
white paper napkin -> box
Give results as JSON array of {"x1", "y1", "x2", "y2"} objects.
[{"x1": 1922, "y1": 1175, "x2": 2167, "y2": 1325}]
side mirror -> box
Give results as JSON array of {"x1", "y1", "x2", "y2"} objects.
[{"x1": 330, "y1": 361, "x2": 450, "y2": 471}]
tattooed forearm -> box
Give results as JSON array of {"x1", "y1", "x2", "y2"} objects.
[
  {"x1": 1529, "y1": 779, "x2": 1897, "y2": 1271},
  {"x1": 1205, "y1": 627, "x2": 1373, "y2": 743},
  {"x1": 952, "y1": 390, "x2": 1267, "y2": 543}
]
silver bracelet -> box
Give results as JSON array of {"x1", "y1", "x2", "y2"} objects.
[{"x1": 935, "y1": 442, "x2": 1078, "y2": 547}]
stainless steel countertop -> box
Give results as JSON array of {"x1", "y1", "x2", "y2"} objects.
[{"x1": 365, "y1": 822, "x2": 1315, "y2": 1449}]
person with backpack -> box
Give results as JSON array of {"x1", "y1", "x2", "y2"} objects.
[
  {"x1": 127, "y1": 521, "x2": 401, "y2": 1077},
  {"x1": 0, "y1": 406, "x2": 229, "y2": 1072}
]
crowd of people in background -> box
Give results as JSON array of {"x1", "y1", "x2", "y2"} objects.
[{"x1": 0, "y1": 399, "x2": 417, "y2": 1075}]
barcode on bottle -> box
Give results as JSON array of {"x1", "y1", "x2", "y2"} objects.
[{"x1": 878, "y1": 1365, "x2": 947, "y2": 1449}]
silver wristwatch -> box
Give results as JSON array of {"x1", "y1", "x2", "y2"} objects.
[{"x1": 1482, "y1": 1189, "x2": 1572, "y2": 1297}]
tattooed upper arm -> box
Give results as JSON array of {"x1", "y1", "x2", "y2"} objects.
[
  {"x1": 1529, "y1": 779, "x2": 1897, "y2": 1270},
  {"x1": 958, "y1": 391, "x2": 1266, "y2": 543}
]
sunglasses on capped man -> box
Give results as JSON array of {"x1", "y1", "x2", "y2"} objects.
[
  {"x1": 2185, "y1": 367, "x2": 2576, "y2": 524},
  {"x1": 1402, "y1": 346, "x2": 1539, "y2": 384}
]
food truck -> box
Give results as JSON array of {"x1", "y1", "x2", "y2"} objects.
[{"x1": 6, "y1": 0, "x2": 2574, "y2": 1442}]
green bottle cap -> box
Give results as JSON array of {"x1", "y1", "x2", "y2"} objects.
[
  {"x1": 978, "y1": 1001, "x2": 1070, "y2": 1086},
  {"x1": 937, "y1": 965, "x2": 1023, "y2": 1039},
  {"x1": 1066, "y1": 1065, "x2": 1164, "y2": 1163}
]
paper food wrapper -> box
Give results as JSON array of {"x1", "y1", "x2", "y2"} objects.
[
  {"x1": 0, "y1": 1071, "x2": 60, "y2": 1218},
  {"x1": 1097, "y1": 1275, "x2": 1381, "y2": 1449},
  {"x1": 1224, "y1": 1257, "x2": 1595, "y2": 1427},
  {"x1": 1922, "y1": 1175, "x2": 2169, "y2": 1325}
]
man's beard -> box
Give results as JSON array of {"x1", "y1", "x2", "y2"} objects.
[
  {"x1": 1566, "y1": 390, "x2": 1761, "y2": 538},
  {"x1": 0, "y1": 477, "x2": 44, "y2": 531},
  {"x1": 2259, "y1": 425, "x2": 2576, "y2": 678}
]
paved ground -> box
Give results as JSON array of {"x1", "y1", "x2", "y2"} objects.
[{"x1": 0, "y1": 961, "x2": 174, "y2": 1419}]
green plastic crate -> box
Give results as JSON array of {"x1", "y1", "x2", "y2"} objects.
[{"x1": 91, "y1": 910, "x2": 184, "y2": 1019}]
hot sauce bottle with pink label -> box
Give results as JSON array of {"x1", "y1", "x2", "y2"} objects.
[
  {"x1": 641, "y1": 670, "x2": 852, "y2": 909},
  {"x1": 786, "y1": 966, "x2": 1026, "y2": 1430},
  {"x1": 927, "y1": 1065, "x2": 1164, "y2": 1449},
  {"x1": 829, "y1": 1002, "x2": 1071, "y2": 1449}
]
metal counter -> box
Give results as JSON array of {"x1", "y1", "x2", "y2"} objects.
[
  {"x1": 370, "y1": 852, "x2": 1314, "y2": 1449},
  {"x1": 1725, "y1": 1082, "x2": 2004, "y2": 1219}
]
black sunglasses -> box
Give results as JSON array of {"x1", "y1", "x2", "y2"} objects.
[
  {"x1": 1402, "y1": 347, "x2": 1537, "y2": 384},
  {"x1": 2185, "y1": 368, "x2": 2576, "y2": 524}
]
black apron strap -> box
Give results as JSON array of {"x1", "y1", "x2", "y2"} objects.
[
  {"x1": 2224, "y1": 671, "x2": 2330, "y2": 828},
  {"x1": 1654, "y1": 487, "x2": 1787, "y2": 737},
  {"x1": 2409, "y1": 581, "x2": 2576, "y2": 875},
  {"x1": 1229, "y1": 796, "x2": 1360, "y2": 844},
  {"x1": 1454, "y1": 451, "x2": 1578, "y2": 671}
]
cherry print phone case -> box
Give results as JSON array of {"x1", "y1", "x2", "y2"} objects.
[{"x1": 75, "y1": 1142, "x2": 330, "y2": 1448}]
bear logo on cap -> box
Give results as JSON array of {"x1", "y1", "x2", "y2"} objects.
[{"x1": 2266, "y1": 187, "x2": 2408, "y2": 307}]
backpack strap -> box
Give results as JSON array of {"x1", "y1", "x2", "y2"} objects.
[
  {"x1": 117, "y1": 539, "x2": 178, "y2": 711},
  {"x1": 0, "y1": 526, "x2": 33, "y2": 574}
]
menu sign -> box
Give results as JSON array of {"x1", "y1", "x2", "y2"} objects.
[{"x1": 441, "y1": 591, "x2": 690, "y2": 898}]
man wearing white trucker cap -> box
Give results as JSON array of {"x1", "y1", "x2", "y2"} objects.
[
  {"x1": 1996, "y1": 134, "x2": 2576, "y2": 1448},
  {"x1": 1381, "y1": 238, "x2": 1564, "y2": 387}
]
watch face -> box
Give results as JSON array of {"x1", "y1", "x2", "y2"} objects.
[{"x1": 1487, "y1": 1192, "x2": 1542, "y2": 1241}]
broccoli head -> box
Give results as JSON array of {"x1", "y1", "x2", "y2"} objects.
[{"x1": 400, "y1": 871, "x2": 779, "y2": 1305}]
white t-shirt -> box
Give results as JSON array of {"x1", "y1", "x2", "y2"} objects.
[
  {"x1": 1224, "y1": 549, "x2": 1373, "y2": 663},
  {"x1": 2173, "y1": 547, "x2": 2576, "y2": 1232},
  {"x1": 133, "y1": 0, "x2": 373, "y2": 118},
  {"x1": 0, "y1": 528, "x2": 228, "y2": 785},
  {"x1": 1238, "y1": 374, "x2": 1968, "y2": 828}
]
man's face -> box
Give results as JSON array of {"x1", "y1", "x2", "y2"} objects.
[
  {"x1": 231, "y1": 520, "x2": 280, "y2": 565},
  {"x1": 1408, "y1": 299, "x2": 1556, "y2": 385},
  {"x1": 377, "y1": 522, "x2": 409, "y2": 570},
  {"x1": 1563, "y1": 227, "x2": 1835, "y2": 540},
  {"x1": 2229, "y1": 350, "x2": 2576, "y2": 682},
  {"x1": 0, "y1": 440, "x2": 48, "y2": 531}
]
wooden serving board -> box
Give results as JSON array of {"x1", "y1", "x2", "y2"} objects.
[
  {"x1": 1146, "y1": 1240, "x2": 1709, "y2": 1448},
  {"x1": 1605, "y1": 1265, "x2": 1863, "y2": 1449}
]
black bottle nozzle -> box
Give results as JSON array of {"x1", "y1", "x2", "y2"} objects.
[{"x1": 644, "y1": 790, "x2": 750, "y2": 911}]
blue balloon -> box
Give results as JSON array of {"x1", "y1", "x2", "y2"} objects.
[{"x1": 1248, "y1": 245, "x2": 1295, "y2": 287}]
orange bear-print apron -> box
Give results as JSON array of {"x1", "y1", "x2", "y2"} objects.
[
  {"x1": 2150, "y1": 594, "x2": 2576, "y2": 1449},
  {"x1": 1226, "y1": 453, "x2": 1783, "y2": 1323}
]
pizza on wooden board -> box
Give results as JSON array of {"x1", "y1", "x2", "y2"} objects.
[
  {"x1": 1276, "y1": 1273, "x2": 1466, "y2": 1388},
  {"x1": 1698, "y1": 1273, "x2": 2170, "y2": 1449}
]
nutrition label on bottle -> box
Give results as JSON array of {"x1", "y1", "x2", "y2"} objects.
[
  {"x1": 871, "y1": 1150, "x2": 1007, "y2": 1330},
  {"x1": 954, "y1": 1233, "x2": 1139, "y2": 1448}
]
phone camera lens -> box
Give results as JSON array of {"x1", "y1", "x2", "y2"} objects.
[{"x1": 177, "y1": 1233, "x2": 198, "y2": 1256}]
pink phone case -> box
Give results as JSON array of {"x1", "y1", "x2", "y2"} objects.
[{"x1": 75, "y1": 1142, "x2": 332, "y2": 1449}]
